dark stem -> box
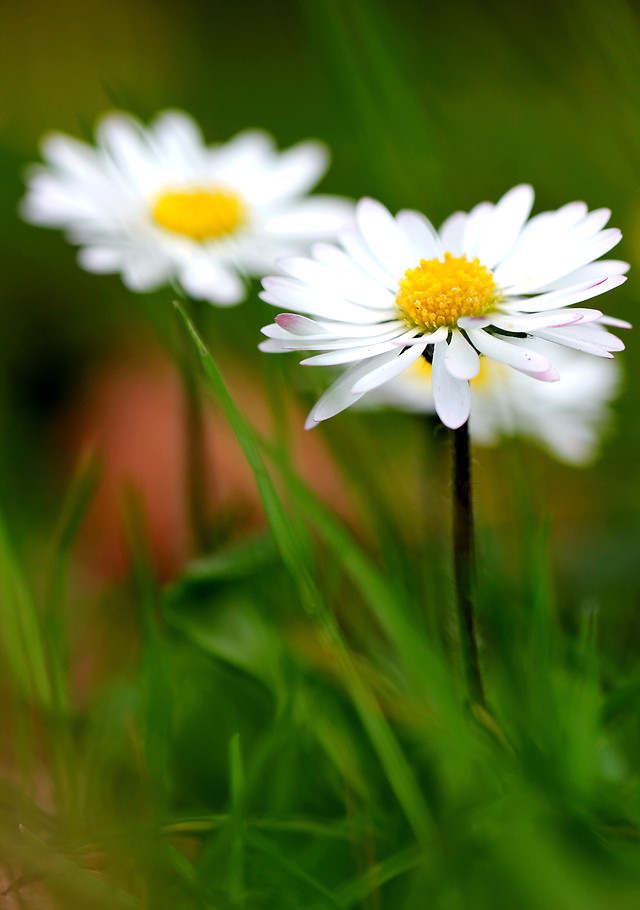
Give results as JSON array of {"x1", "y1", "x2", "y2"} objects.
[{"x1": 451, "y1": 422, "x2": 485, "y2": 706}]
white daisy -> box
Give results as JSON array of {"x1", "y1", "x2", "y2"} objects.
[
  {"x1": 363, "y1": 340, "x2": 622, "y2": 465},
  {"x1": 259, "y1": 186, "x2": 630, "y2": 430},
  {"x1": 20, "y1": 110, "x2": 354, "y2": 306}
]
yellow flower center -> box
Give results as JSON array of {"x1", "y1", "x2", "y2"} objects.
[
  {"x1": 151, "y1": 187, "x2": 246, "y2": 241},
  {"x1": 396, "y1": 253, "x2": 497, "y2": 332}
]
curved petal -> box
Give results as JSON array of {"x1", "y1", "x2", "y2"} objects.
[
  {"x1": 467, "y1": 329, "x2": 559, "y2": 380},
  {"x1": 445, "y1": 331, "x2": 481, "y2": 380},
  {"x1": 431, "y1": 342, "x2": 472, "y2": 429},
  {"x1": 396, "y1": 209, "x2": 442, "y2": 261},
  {"x1": 438, "y1": 211, "x2": 467, "y2": 256},
  {"x1": 305, "y1": 351, "x2": 407, "y2": 427},
  {"x1": 356, "y1": 198, "x2": 415, "y2": 278},
  {"x1": 476, "y1": 184, "x2": 534, "y2": 268},
  {"x1": 179, "y1": 256, "x2": 246, "y2": 305},
  {"x1": 350, "y1": 344, "x2": 426, "y2": 394}
]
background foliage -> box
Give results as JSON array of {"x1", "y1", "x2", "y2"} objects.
[{"x1": 1, "y1": 0, "x2": 640, "y2": 907}]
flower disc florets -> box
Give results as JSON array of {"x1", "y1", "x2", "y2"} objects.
[
  {"x1": 259, "y1": 188, "x2": 630, "y2": 432},
  {"x1": 20, "y1": 110, "x2": 355, "y2": 305},
  {"x1": 396, "y1": 253, "x2": 497, "y2": 332},
  {"x1": 152, "y1": 187, "x2": 246, "y2": 241}
]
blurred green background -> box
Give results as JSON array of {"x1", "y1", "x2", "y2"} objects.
[{"x1": 2, "y1": 0, "x2": 640, "y2": 907}]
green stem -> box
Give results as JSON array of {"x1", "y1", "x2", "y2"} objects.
[{"x1": 451, "y1": 422, "x2": 485, "y2": 706}]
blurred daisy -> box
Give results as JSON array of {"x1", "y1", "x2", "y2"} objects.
[
  {"x1": 365, "y1": 340, "x2": 622, "y2": 464},
  {"x1": 21, "y1": 110, "x2": 354, "y2": 305},
  {"x1": 259, "y1": 186, "x2": 629, "y2": 429}
]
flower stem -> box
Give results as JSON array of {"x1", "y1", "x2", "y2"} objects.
[{"x1": 451, "y1": 422, "x2": 485, "y2": 707}]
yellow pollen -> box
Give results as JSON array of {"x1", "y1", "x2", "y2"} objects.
[
  {"x1": 396, "y1": 253, "x2": 497, "y2": 332},
  {"x1": 151, "y1": 187, "x2": 246, "y2": 241}
]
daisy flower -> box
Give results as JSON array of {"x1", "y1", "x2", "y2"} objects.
[
  {"x1": 259, "y1": 186, "x2": 629, "y2": 429},
  {"x1": 20, "y1": 110, "x2": 354, "y2": 306},
  {"x1": 363, "y1": 340, "x2": 622, "y2": 465}
]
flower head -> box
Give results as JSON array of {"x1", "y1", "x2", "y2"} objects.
[
  {"x1": 259, "y1": 186, "x2": 629, "y2": 429},
  {"x1": 365, "y1": 340, "x2": 622, "y2": 465},
  {"x1": 21, "y1": 110, "x2": 354, "y2": 306}
]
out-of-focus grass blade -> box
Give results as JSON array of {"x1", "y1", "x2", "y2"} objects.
[
  {"x1": 45, "y1": 447, "x2": 102, "y2": 708},
  {"x1": 336, "y1": 844, "x2": 421, "y2": 907},
  {"x1": 601, "y1": 676, "x2": 640, "y2": 725},
  {"x1": 247, "y1": 829, "x2": 347, "y2": 910},
  {"x1": 121, "y1": 489, "x2": 171, "y2": 809},
  {"x1": 174, "y1": 302, "x2": 320, "y2": 617},
  {"x1": 175, "y1": 304, "x2": 437, "y2": 846},
  {"x1": 164, "y1": 530, "x2": 278, "y2": 603},
  {"x1": 301, "y1": 0, "x2": 445, "y2": 210},
  {"x1": 228, "y1": 733, "x2": 246, "y2": 903},
  {"x1": 262, "y1": 437, "x2": 451, "y2": 703},
  {"x1": 5, "y1": 826, "x2": 140, "y2": 910},
  {"x1": 0, "y1": 509, "x2": 52, "y2": 709}
]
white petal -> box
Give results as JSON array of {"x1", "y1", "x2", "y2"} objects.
[
  {"x1": 496, "y1": 228, "x2": 622, "y2": 295},
  {"x1": 77, "y1": 245, "x2": 125, "y2": 273},
  {"x1": 270, "y1": 314, "x2": 331, "y2": 336},
  {"x1": 150, "y1": 110, "x2": 206, "y2": 174},
  {"x1": 598, "y1": 315, "x2": 632, "y2": 329},
  {"x1": 96, "y1": 113, "x2": 157, "y2": 193},
  {"x1": 310, "y1": 243, "x2": 397, "y2": 307},
  {"x1": 300, "y1": 332, "x2": 416, "y2": 365},
  {"x1": 350, "y1": 345, "x2": 426, "y2": 394},
  {"x1": 445, "y1": 331, "x2": 481, "y2": 380},
  {"x1": 396, "y1": 210, "x2": 442, "y2": 260},
  {"x1": 251, "y1": 141, "x2": 329, "y2": 204},
  {"x1": 259, "y1": 339, "x2": 290, "y2": 352},
  {"x1": 489, "y1": 308, "x2": 602, "y2": 332},
  {"x1": 467, "y1": 329, "x2": 559, "y2": 380},
  {"x1": 531, "y1": 259, "x2": 629, "y2": 293},
  {"x1": 438, "y1": 211, "x2": 467, "y2": 255},
  {"x1": 461, "y1": 202, "x2": 494, "y2": 259},
  {"x1": 394, "y1": 326, "x2": 449, "y2": 345},
  {"x1": 502, "y1": 275, "x2": 627, "y2": 313},
  {"x1": 534, "y1": 323, "x2": 624, "y2": 356},
  {"x1": 264, "y1": 316, "x2": 400, "y2": 342},
  {"x1": 567, "y1": 208, "x2": 611, "y2": 243},
  {"x1": 260, "y1": 277, "x2": 387, "y2": 323},
  {"x1": 278, "y1": 254, "x2": 395, "y2": 309},
  {"x1": 305, "y1": 352, "x2": 406, "y2": 427},
  {"x1": 209, "y1": 129, "x2": 276, "y2": 183},
  {"x1": 39, "y1": 133, "x2": 107, "y2": 187},
  {"x1": 179, "y1": 257, "x2": 246, "y2": 305},
  {"x1": 278, "y1": 326, "x2": 408, "y2": 352},
  {"x1": 457, "y1": 316, "x2": 492, "y2": 329},
  {"x1": 356, "y1": 198, "x2": 415, "y2": 278},
  {"x1": 340, "y1": 230, "x2": 398, "y2": 290},
  {"x1": 475, "y1": 184, "x2": 534, "y2": 267},
  {"x1": 121, "y1": 251, "x2": 171, "y2": 292},
  {"x1": 431, "y1": 342, "x2": 471, "y2": 429},
  {"x1": 263, "y1": 196, "x2": 354, "y2": 238}
]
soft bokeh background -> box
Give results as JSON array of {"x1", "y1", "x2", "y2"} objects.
[
  {"x1": 2, "y1": 0, "x2": 640, "y2": 907},
  {"x1": 2, "y1": 0, "x2": 639, "y2": 622}
]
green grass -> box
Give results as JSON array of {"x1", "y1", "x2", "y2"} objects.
[
  {"x1": 2, "y1": 315, "x2": 640, "y2": 909},
  {"x1": 2, "y1": 0, "x2": 640, "y2": 906}
]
